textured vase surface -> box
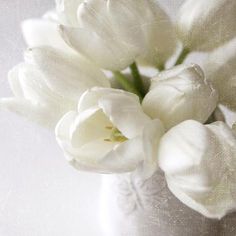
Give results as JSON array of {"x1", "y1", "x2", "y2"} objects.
[{"x1": 100, "y1": 169, "x2": 236, "y2": 236}]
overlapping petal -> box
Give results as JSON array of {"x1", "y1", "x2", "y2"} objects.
[
  {"x1": 158, "y1": 120, "x2": 236, "y2": 219},
  {"x1": 59, "y1": 26, "x2": 138, "y2": 71},
  {"x1": 177, "y1": 0, "x2": 236, "y2": 51},
  {"x1": 55, "y1": 0, "x2": 83, "y2": 26},
  {"x1": 22, "y1": 11, "x2": 74, "y2": 53},
  {"x1": 142, "y1": 64, "x2": 218, "y2": 129},
  {"x1": 203, "y1": 38, "x2": 236, "y2": 111},
  {"x1": 112, "y1": 0, "x2": 177, "y2": 67},
  {"x1": 24, "y1": 46, "x2": 110, "y2": 100}
]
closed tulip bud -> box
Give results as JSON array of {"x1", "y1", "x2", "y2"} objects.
[
  {"x1": 203, "y1": 38, "x2": 236, "y2": 111},
  {"x1": 60, "y1": 0, "x2": 177, "y2": 71},
  {"x1": 177, "y1": 0, "x2": 236, "y2": 51},
  {"x1": 142, "y1": 64, "x2": 218, "y2": 129},
  {"x1": 158, "y1": 120, "x2": 236, "y2": 219},
  {"x1": 0, "y1": 46, "x2": 110, "y2": 128}
]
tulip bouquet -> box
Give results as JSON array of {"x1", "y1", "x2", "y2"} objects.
[{"x1": 1, "y1": 0, "x2": 236, "y2": 223}]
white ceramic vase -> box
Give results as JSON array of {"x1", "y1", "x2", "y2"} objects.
[{"x1": 100, "y1": 169, "x2": 236, "y2": 236}]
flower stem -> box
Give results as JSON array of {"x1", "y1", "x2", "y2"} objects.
[
  {"x1": 130, "y1": 62, "x2": 145, "y2": 96},
  {"x1": 113, "y1": 71, "x2": 143, "y2": 100},
  {"x1": 205, "y1": 107, "x2": 225, "y2": 124},
  {"x1": 157, "y1": 63, "x2": 165, "y2": 71},
  {"x1": 174, "y1": 48, "x2": 190, "y2": 66}
]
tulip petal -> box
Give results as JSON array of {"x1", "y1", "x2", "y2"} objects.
[
  {"x1": 8, "y1": 64, "x2": 25, "y2": 98},
  {"x1": 55, "y1": 111, "x2": 78, "y2": 147},
  {"x1": 60, "y1": 25, "x2": 136, "y2": 71},
  {"x1": 77, "y1": 87, "x2": 137, "y2": 112},
  {"x1": 100, "y1": 137, "x2": 143, "y2": 173},
  {"x1": 24, "y1": 46, "x2": 110, "y2": 100},
  {"x1": 55, "y1": 0, "x2": 83, "y2": 26},
  {"x1": 70, "y1": 108, "x2": 112, "y2": 147},
  {"x1": 74, "y1": 0, "x2": 177, "y2": 69},
  {"x1": 21, "y1": 19, "x2": 73, "y2": 53},
  {"x1": 42, "y1": 10, "x2": 59, "y2": 22},
  {"x1": 4, "y1": 63, "x2": 75, "y2": 128},
  {"x1": 0, "y1": 98, "x2": 61, "y2": 128},
  {"x1": 77, "y1": 87, "x2": 150, "y2": 139},
  {"x1": 56, "y1": 111, "x2": 126, "y2": 173},
  {"x1": 98, "y1": 91, "x2": 151, "y2": 139},
  {"x1": 140, "y1": 119, "x2": 165, "y2": 179},
  {"x1": 108, "y1": 0, "x2": 177, "y2": 66},
  {"x1": 204, "y1": 38, "x2": 236, "y2": 111},
  {"x1": 10, "y1": 63, "x2": 74, "y2": 113},
  {"x1": 158, "y1": 120, "x2": 236, "y2": 219},
  {"x1": 56, "y1": 110, "x2": 143, "y2": 173},
  {"x1": 177, "y1": 0, "x2": 236, "y2": 51}
]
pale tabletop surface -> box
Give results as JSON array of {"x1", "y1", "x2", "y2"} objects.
[{"x1": 0, "y1": 1, "x2": 235, "y2": 236}]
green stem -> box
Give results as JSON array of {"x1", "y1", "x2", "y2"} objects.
[
  {"x1": 113, "y1": 71, "x2": 143, "y2": 100},
  {"x1": 175, "y1": 48, "x2": 190, "y2": 66},
  {"x1": 130, "y1": 62, "x2": 145, "y2": 96},
  {"x1": 157, "y1": 63, "x2": 165, "y2": 71}
]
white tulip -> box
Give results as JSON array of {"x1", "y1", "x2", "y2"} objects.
[
  {"x1": 142, "y1": 64, "x2": 218, "y2": 129},
  {"x1": 22, "y1": 11, "x2": 74, "y2": 53},
  {"x1": 158, "y1": 120, "x2": 236, "y2": 219},
  {"x1": 56, "y1": 87, "x2": 165, "y2": 176},
  {"x1": 106, "y1": 0, "x2": 177, "y2": 68},
  {"x1": 60, "y1": 0, "x2": 177, "y2": 71},
  {"x1": 55, "y1": 0, "x2": 83, "y2": 26},
  {"x1": 177, "y1": 0, "x2": 236, "y2": 51},
  {"x1": 0, "y1": 46, "x2": 110, "y2": 128},
  {"x1": 203, "y1": 38, "x2": 236, "y2": 111}
]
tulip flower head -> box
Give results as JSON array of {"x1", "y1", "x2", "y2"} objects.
[
  {"x1": 158, "y1": 120, "x2": 236, "y2": 219},
  {"x1": 142, "y1": 64, "x2": 218, "y2": 129},
  {"x1": 59, "y1": 0, "x2": 177, "y2": 70},
  {"x1": 56, "y1": 88, "x2": 164, "y2": 176},
  {"x1": 177, "y1": 0, "x2": 236, "y2": 52},
  {"x1": 0, "y1": 46, "x2": 110, "y2": 128}
]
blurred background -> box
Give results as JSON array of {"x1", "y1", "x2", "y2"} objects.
[{"x1": 0, "y1": 0, "x2": 235, "y2": 235}]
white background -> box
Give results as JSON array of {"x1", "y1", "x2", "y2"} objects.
[{"x1": 1, "y1": 0, "x2": 235, "y2": 235}]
